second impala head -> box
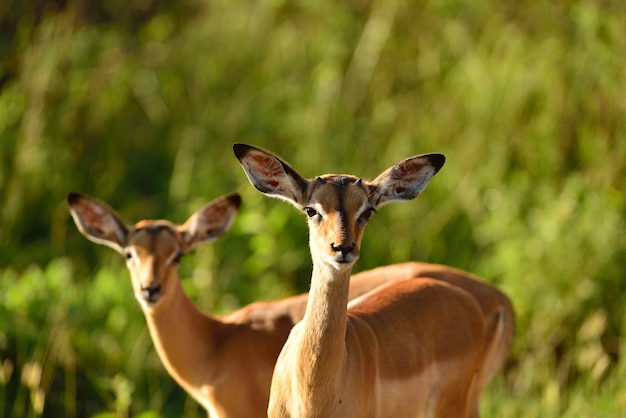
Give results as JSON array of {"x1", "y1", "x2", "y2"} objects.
[
  {"x1": 122, "y1": 222, "x2": 184, "y2": 308},
  {"x1": 67, "y1": 191, "x2": 241, "y2": 310},
  {"x1": 233, "y1": 143, "x2": 445, "y2": 272}
]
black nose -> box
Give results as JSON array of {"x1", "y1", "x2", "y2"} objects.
[
  {"x1": 331, "y1": 243, "x2": 355, "y2": 255},
  {"x1": 141, "y1": 284, "x2": 162, "y2": 302}
]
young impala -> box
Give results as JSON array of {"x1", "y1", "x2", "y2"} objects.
[
  {"x1": 234, "y1": 143, "x2": 497, "y2": 418},
  {"x1": 69, "y1": 192, "x2": 504, "y2": 417}
]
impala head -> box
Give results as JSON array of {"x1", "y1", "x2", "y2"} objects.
[
  {"x1": 67, "y1": 192, "x2": 241, "y2": 310},
  {"x1": 233, "y1": 143, "x2": 445, "y2": 271}
]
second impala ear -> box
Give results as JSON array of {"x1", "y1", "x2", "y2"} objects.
[
  {"x1": 180, "y1": 193, "x2": 242, "y2": 252},
  {"x1": 67, "y1": 191, "x2": 129, "y2": 254},
  {"x1": 233, "y1": 143, "x2": 309, "y2": 207},
  {"x1": 368, "y1": 153, "x2": 445, "y2": 209}
]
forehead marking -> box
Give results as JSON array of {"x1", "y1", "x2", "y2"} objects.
[
  {"x1": 127, "y1": 224, "x2": 179, "y2": 251},
  {"x1": 309, "y1": 177, "x2": 371, "y2": 223}
]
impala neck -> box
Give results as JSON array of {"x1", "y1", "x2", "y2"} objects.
[
  {"x1": 142, "y1": 278, "x2": 218, "y2": 394},
  {"x1": 297, "y1": 260, "x2": 352, "y2": 387}
]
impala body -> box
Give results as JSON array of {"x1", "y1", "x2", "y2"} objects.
[{"x1": 235, "y1": 144, "x2": 513, "y2": 418}]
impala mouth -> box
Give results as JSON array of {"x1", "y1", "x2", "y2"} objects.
[
  {"x1": 334, "y1": 252, "x2": 357, "y2": 263},
  {"x1": 329, "y1": 254, "x2": 358, "y2": 270},
  {"x1": 140, "y1": 284, "x2": 162, "y2": 304}
]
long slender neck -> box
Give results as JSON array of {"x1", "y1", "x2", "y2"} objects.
[
  {"x1": 295, "y1": 259, "x2": 352, "y2": 389},
  {"x1": 142, "y1": 279, "x2": 220, "y2": 395}
]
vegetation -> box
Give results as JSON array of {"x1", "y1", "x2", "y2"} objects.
[{"x1": 1, "y1": 0, "x2": 625, "y2": 416}]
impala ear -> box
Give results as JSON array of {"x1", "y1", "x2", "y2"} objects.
[
  {"x1": 233, "y1": 143, "x2": 309, "y2": 208},
  {"x1": 368, "y1": 154, "x2": 445, "y2": 209},
  {"x1": 67, "y1": 192, "x2": 129, "y2": 254},
  {"x1": 179, "y1": 193, "x2": 241, "y2": 253}
]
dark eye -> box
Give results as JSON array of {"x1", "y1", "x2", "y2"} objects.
[
  {"x1": 124, "y1": 251, "x2": 133, "y2": 260},
  {"x1": 359, "y1": 208, "x2": 374, "y2": 223},
  {"x1": 172, "y1": 252, "x2": 183, "y2": 264},
  {"x1": 305, "y1": 207, "x2": 318, "y2": 218}
]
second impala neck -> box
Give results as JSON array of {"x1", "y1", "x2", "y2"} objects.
[
  {"x1": 142, "y1": 278, "x2": 218, "y2": 403},
  {"x1": 297, "y1": 261, "x2": 352, "y2": 389}
]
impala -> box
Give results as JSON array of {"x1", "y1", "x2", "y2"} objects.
[
  {"x1": 234, "y1": 143, "x2": 497, "y2": 418},
  {"x1": 68, "y1": 192, "x2": 495, "y2": 417}
]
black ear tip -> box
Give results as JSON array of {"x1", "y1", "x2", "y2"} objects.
[
  {"x1": 66, "y1": 191, "x2": 83, "y2": 205},
  {"x1": 228, "y1": 193, "x2": 242, "y2": 208},
  {"x1": 430, "y1": 154, "x2": 446, "y2": 173},
  {"x1": 232, "y1": 143, "x2": 250, "y2": 159}
]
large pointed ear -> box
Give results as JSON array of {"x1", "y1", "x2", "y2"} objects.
[
  {"x1": 179, "y1": 193, "x2": 241, "y2": 253},
  {"x1": 368, "y1": 153, "x2": 445, "y2": 209},
  {"x1": 66, "y1": 192, "x2": 129, "y2": 254},
  {"x1": 233, "y1": 143, "x2": 309, "y2": 208}
]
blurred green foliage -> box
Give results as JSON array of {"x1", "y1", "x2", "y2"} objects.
[{"x1": 1, "y1": 0, "x2": 625, "y2": 416}]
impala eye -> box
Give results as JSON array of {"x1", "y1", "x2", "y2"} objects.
[
  {"x1": 305, "y1": 207, "x2": 318, "y2": 218},
  {"x1": 172, "y1": 252, "x2": 183, "y2": 264},
  {"x1": 359, "y1": 208, "x2": 374, "y2": 223}
]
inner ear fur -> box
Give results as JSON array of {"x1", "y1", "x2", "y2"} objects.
[
  {"x1": 179, "y1": 193, "x2": 241, "y2": 252},
  {"x1": 233, "y1": 143, "x2": 309, "y2": 207},
  {"x1": 369, "y1": 154, "x2": 445, "y2": 208},
  {"x1": 66, "y1": 192, "x2": 129, "y2": 253}
]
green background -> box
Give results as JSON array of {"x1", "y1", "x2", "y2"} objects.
[{"x1": 1, "y1": 0, "x2": 625, "y2": 416}]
